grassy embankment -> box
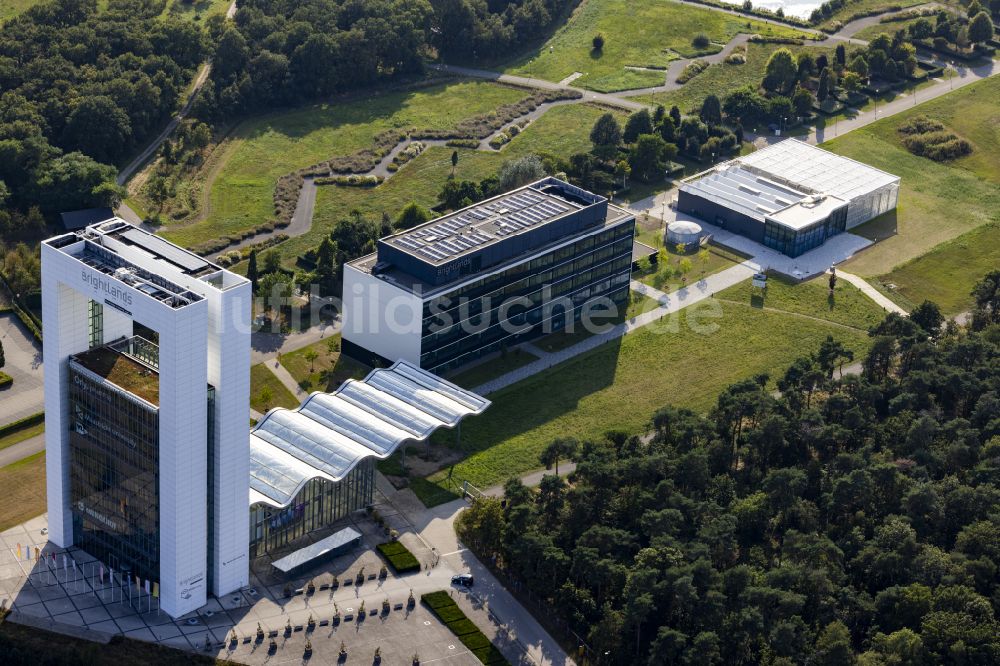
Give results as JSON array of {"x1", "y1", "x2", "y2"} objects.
[
  {"x1": 503, "y1": 0, "x2": 813, "y2": 92},
  {"x1": 417, "y1": 279, "x2": 885, "y2": 505}
]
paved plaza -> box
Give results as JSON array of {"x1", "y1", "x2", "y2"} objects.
[
  {"x1": 0, "y1": 499, "x2": 524, "y2": 665},
  {"x1": 0, "y1": 312, "x2": 44, "y2": 427}
]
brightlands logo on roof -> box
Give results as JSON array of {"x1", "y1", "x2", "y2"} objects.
[{"x1": 82, "y1": 268, "x2": 133, "y2": 307}]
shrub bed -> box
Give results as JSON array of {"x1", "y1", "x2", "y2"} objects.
[
  {"x1": 488, "y1": 133, "x2": 510, "y2": 149},
  {"x1": 314, "y1": 174, "x2": 383, "y2": 187},
  {"x1": 376, "y1": 540, "x2": 420, "y2": 574},
  {"x1": 0, "y1": 371, "x2": 12, "y2": 389},
  {"x1": 676, "y1": 60, "x2": 709, "y2": 84},
  {"x1": 446, "y1": 138, "x2": 480, "y2": 148},
  {"x1": 897, "y1": 115, "x2": 973, "y2": 161},
  {"x1": 0, "y1": 412, "x2": 44, "y2": 439},
  {"x1": 421, "y1": 591, "x2": 511, "y2": 666}
]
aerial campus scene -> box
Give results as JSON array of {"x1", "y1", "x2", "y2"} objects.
[{"x1": 0, "y1": 0, "x2": 998, "y2": 665}]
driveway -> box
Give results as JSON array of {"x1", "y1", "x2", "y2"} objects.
[{"x1": 0, "y1": 313, "x2": 44, "y2": 427}]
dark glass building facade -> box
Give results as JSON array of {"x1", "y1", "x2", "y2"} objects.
[
  {"x1": 762, "y1": 205, "x2": 848, "y2": 258},
  {"x1": 248, "y1": 458, "x2": 375, "y2": 558},
  {"x1": 419, "y1": 220, "x2": 634, "y2": 373},
  {"x1": 68, "y1": 363, "x2": 160, "y2": 582}
]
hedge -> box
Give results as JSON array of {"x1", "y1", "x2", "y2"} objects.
[
  {"x1": 0, "y1": 412, "x2": 44, "y2": 439},
  {"x1": 446, "y1": 618, "x2": 480, "y2": 636},
  {"x1": 421, "y1": 590, "x2": 454, "y2": 609},
  {"x1": 421, "y1": 591, "x2": 512, "y2": 666},
  {"x1": 376, "y1": 540, "x2": 420, "y2": 574},
  {"x1": 435, "y1": 604, "x2": 467, "y2": 623},
  {"x1": 0, "y1": 371, "x2": 12, "y2": 389},
  {"x1": 474, "y1": 645, "x2": 510, "y2": 665}
]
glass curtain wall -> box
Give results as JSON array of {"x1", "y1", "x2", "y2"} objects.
[
  {"x1": 69, "y1": 367, "x2": 159, "y2": 582},
  {"x1": 248, "y1": 458, "x2": 375, "y2": 558},
  {"x1": 419, "y1": 220, "x2": 634, "y2": 373}
]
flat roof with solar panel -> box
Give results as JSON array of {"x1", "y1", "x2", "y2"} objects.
[
  {"x1": 370, "y1": 177, "x2": 624, "y2": 288},
  {"x1": 384, "y1": 179, "x2": 588, "y2": 264}
]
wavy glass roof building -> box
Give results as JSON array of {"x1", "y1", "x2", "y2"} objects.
[{"x1": 678, "y1": 139, "x2": 900, "y2": 257}]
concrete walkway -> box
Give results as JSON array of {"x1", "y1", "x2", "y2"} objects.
[
  {"x1": 472, "y1": 262, "x2": 758, "y2": 395},
  {"x1": 0, "y1": 434, "x2": 44, "y2": 468},
  {"x1": 836, "y1": 270, "x2": 908, "y2": 314},
  {"x1": 270, "y1": 361, "x2": 306, "y2": 398}
]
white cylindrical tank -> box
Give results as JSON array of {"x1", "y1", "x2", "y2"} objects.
[{"x1": 666, "y1": 220, "x2": 703, "y2": 246}]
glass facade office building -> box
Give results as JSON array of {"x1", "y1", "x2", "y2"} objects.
[
  {"x1": 420, "y1": 221, "x2": 633, "y2": 372},
  {"x1": 343, "y1": 178, "x2": 637, "y2": 375},
  {"x1": 68, "y1": 363, "x2": 160, "y2": 582}
]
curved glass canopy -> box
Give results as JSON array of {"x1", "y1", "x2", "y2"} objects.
[{"x1": 249, "y1": 359, "x2": 490, "y2": 508}]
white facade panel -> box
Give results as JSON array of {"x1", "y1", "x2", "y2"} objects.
[
  {"x1": 41, "y1": 223, "x2": 252, "y2": 619},
  {"x1": 342, "y1": 264, "x2": 423, "y2": 365},
  {"x1": 204, "y1": 281, "x2": 252, "y2": 596}
]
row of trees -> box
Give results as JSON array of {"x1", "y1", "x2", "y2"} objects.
[
  {"x1": 0, "y1": 0, "x2": 205, "y2": 219},
  {"x1": 458, "y1": 273, "x2": 1000, "y2": 665}
]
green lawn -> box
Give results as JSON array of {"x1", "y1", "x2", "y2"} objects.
[
  {"x1": 851, "y1": 16, "x2": 925, "y2": 42},
  {"x1": 503, "y1": 0, "x2": 812, "y2": 92},
  {"x1": 634, "y1": 239, "x2": 746, "y2": 289},
  {"x1": 716, "y1": 274, "x2": 889, "y2": 330},
  {"x1": 823, "y1": 75, "x2": 1000, "y2": 277},
  {"x1": 446, "y1": 348, "x2": 541, "y2": 390},
  {"x1": 0, "y1": 0, "x2": 43, "y2": 22},
  {"x1": 281, "y1": 103, "x2": 627, "y2": 261},
  {"x1": 873, "y1": 222, "x2": 1000, "y2": 315},
  {"x1": 250, "y1": 363, "x2": 299, "y2": 413},
  {"x1": 163, "y1": 0, "x2": 232, "y2": 21},
  {"x1": 280, "y1": 335, "x2": 371, "y2": 393},
  {"x1": 423, "y1": 298, "x2": 878, "y2": 497},
  {"x1": 0, "y1": 451, "x2": 45, "y2": 532},
  {"x1": 157, "y1": 81, "x2": 531, "y2": 248},
  {"x1": 650, "y1": 42, "x2": 835, "y2": 115}
]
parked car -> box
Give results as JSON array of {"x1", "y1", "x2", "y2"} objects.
[{"x1": 451, "y1": 573, "x2": 474, "y2": 587}]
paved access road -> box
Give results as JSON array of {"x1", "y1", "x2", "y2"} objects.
[{"x1": 0, "y1": 312, "x2": 43, "y2": 428}]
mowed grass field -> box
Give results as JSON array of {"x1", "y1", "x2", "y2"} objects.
[
  {"x1": 716, "y1": 275, "x2": 892, "y2": 331},
  {"x1": 504, "y1": 0, "x2": 812, "y2": 92},
  {"x1": 158, "y1": 81, "x2": 531, "y2": 248},
  {"x1": 250, "y1": 363, "x2": 299, "y2": 413},
  {"x1": 0, "y1": 452, "x2": 46, "y2": 532},
  {"x1": 281, "y1": 335, "x2": 371, "y2": 393},
  {"x1": 823, "y1": 75, "x2": 1000, "y2": 277},
  {"x1": 422, "y1": 293, "x2": 881, "y2": 498},
  {"x1": 0, "y1": 0, "x2": 42, "y2": 22},
  {"x1": 874, "y1": 222, "x2": 1000, "y2": 315},
  {"x1": 280, "y1": 103, "x2": 626, "y2": 260}
]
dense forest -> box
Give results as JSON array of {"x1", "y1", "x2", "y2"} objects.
[
  {"x1": 0, "y1": 0, "x2": 205, "y2": 221},
  {"x1": 194, "y1": 0, "x2": 574, "y2": 119},
  {"x1": 457, "y1": 274, "x2": 1000, "y2": 665}
]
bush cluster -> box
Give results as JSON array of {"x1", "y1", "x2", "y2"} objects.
[
  {"x1": 897, "y1": 115, "x2": 973, "y2": 161},
  {"x1": 488, "y1": 133, "x2": 511, "y2": 149},
  {"x1": 676, "y1": 59, "x2": 710, "y2": 84}
]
